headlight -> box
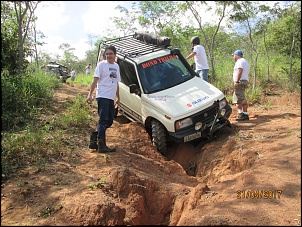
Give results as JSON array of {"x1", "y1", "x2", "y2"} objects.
[
  {"x1": 219, "y1": 98, "x2": 227, "y2": 109},
  {"x1": 175, "y1": 117, "x2": 193, "y2": 131},
  {"x1": 219, "y1": 98, "x2": 227, "y2": 116}
]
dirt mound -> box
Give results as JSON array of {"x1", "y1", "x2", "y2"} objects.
[{"x1": 1, "y1": 84, "x2": 301, "y2": 226}]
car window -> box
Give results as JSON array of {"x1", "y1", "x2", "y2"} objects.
[
  {"x1": 117, "y1": 59, "x2": 138, "y2": 86},
  {"x1": 138, "y1": 54, "x2": 193, "y2": 93}
]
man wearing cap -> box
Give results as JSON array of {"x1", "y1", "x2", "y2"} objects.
[{"x1": 232, "y1": 50, "x2": 250, "y2": 121}]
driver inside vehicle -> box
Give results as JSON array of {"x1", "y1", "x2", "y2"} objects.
[
  {"x1": 151, "y1": 62, "x2": 172, "y2": 84},
  {"x1": 140, "y1": 61, "x2": 173, "y2": 93}
]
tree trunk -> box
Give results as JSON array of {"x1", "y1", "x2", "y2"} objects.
[
  {"x1": 253, "y1": 52, "x2": 258, "y2": 90},
  {"x1": 289, "y1": 16, "x2": 299, "y2": 84},
  {"x1": 263, "y1": 31, "x2": 270, "y2": 81},
  {"x1": 14, "y1": 1, "x2": 40, "y2": 76},
  {"x1": 33, "y1": 23, "x2": 39, "y2": 67}
]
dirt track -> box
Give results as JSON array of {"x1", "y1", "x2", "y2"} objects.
[{"x1": 1, "y1": 84, "x2": 301, "y2": 226}]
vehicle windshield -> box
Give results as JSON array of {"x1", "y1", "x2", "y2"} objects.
[
  {"x1": 138, "y1": 54, "x2": 194, "y2": 94},
  {"x1": 47, "y1": 66, "x2": 60, "y2": 74}
]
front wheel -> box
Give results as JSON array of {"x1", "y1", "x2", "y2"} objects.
[{"x1": 151, "y1": 119, "x2": 167, "y2": 155}]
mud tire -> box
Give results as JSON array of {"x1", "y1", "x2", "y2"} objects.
[{"x1": 151, "y1": 119, "x2": 167, "y2": 155}]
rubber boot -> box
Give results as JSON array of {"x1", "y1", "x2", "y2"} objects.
[
  {"x1": 89, "y1": 131, "x2": 98, "y2": 150},
  {"x1": 98, "y1": 133, "x2": 116, "y2": 153}
]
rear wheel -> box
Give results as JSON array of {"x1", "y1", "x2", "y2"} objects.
[{"x1": 151, "y1": 119, "x2": 167, "y2": 155}]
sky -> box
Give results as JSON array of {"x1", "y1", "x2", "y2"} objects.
[
  {"x1": 35, "y1": 1, "x2": 135, "y2": 60},
  {"x1": 35, "y1": 1, "x2": 286, "y2": 61}
]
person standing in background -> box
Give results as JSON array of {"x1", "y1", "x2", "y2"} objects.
[
  {"x1": 70, "y1": 69, "x2": 76, "y2": 81},
  {"x1": 185, "y1": 36, "x2": 209, "y2": 82},
  {"x1": 85, "y1": 63, "x2": 92, "y2": 75},
  {"x1": 86, "y1": 45, "x2": 120, "y2": 153},
  {"x1": 232, "y1": 50, "x2": 250, "y2": 121}
]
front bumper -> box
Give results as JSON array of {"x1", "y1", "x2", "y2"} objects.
[{"x1": 168, "y1": 105, "x2": 232, "y2": 143}]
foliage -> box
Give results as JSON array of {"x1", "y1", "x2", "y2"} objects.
[
  {"x1": 3, "y1": 0, "x2": 300, "y2": 92},
  {"x1": 137, "y1": 1, "x2": 179, "y2": 34},
  {"x1": 1, "y1": 1, "x2": 20, "y2": 75},
  {"x1": 1, "y1": 69, "x2": 61, "y2": 130},
  {"x1": 245, "y1": 86, "x2": 262, "y2": 105},
  {"x1": 1, "y1": 85, "x2": 92, "y2": 181},
  {"x1": 58, "y1": 43, "x2": 79, "y2": 70},
  {"x1": 111, "y1": 4, "x2": 139, "y2": 36},
  {"x1": 265, "y1": 3, "x2": 301, "y2": 58},
  {"x1": 60, "y1": 94, "x2": 91, "y2": 129},
  {"x1": 1, "y1": 125, "x2": 65, "y2": 180},
  {"x1": 66, "y1": 73, "x2": 94, "y2": 87}
]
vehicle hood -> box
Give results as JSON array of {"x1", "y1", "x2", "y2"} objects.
[{"x1": 142, "y1": 77, "x2": 225, "y2": 118}]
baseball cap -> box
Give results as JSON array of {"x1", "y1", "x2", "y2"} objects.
[{"x1": 233, "y1": 50, "x2": 243, "y2": 56}]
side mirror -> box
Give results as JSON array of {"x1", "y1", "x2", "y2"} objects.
[
  {"x1": 129, "y1": 84, "x2": 141, "y2": 96},
  {"x1": 170, "y1": 48, "x2": 180, "y2": 55},
  {"x1": 129, "y1": 84, "x2": 137, "y2": 93}
]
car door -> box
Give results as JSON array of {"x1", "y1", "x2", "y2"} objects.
[{"x1": 117, "y1": 59, "x2": 143, "y2": 123}]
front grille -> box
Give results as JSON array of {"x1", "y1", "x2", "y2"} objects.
[{"x1": 192, "y1": 104, "x2": 219, "y2": 125}]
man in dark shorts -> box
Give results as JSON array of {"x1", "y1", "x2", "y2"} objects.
[{"x1": 232, "y1": 50, "x2": 250, "y2": 121}]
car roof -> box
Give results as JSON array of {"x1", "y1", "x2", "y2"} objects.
[
  {"x1": 47, "y1": 64, "x2": 60, "y2": 67},
  {"x1": 100, "y1": 34, "x2": 171, "y2": 64}
]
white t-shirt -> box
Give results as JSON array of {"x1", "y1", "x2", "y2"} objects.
[
  {"x1": 193, "y1": 45, "x2": 209, "y2": 70},
  {"x1": 233, "y1": 58, "x2": 250, "y2": 82},
  {"x1": 71, "y1": 70, "x2": 76, "y2": 77},
  {"x1": 94, "y1": 61, "x2": 121, "y2": 100},
  {"x1": 86, "y1": 65, "x2": 91, "y2": 74}
]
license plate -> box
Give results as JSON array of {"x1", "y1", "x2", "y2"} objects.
[{"x1": 184, "y1": 132, "x2": 201, "y2": 142}]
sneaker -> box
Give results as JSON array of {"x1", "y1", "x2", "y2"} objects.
[{"x1": 236, "y1": 113, "x2": 249, "y2": 121}]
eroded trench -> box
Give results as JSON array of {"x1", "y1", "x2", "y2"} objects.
[
  {"x1": 83, "y1": 116, "x2": 259, "y2": 226},
  {"x1": 165, "y1": 127, "x2": 259, "y2": 181}
]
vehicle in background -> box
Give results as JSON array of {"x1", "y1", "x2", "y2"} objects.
[{"x1": 45, "y1": 62, "x2": 70, "y2": 83}]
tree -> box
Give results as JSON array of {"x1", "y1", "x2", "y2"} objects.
[
  {"x1": 229, "y1": 1, "x2": 272, "y2": 89},
  {"x1": 13, "y1": 1, "x2": 41, "y2": 76},
  {"x1": 85, "y1": 34, "x2": 100, "y2": 66},
  {"x1": 58, "y1": 43, "x2": 79, "y2": 70},
  {"x1": 137, "y1": 1, "x2": 178, "y2": 34},
  {"x1": 257, "y1": 2, "x2": 282, "y2": 82},
  {"x1": 110, "y1": 4, "x2": 139, "y2": 36},
  {"x1": 31, "y1": 20, "x2": 46, "y2": 68},
  {"x1": 285, "y1": 1, "x2": 301, "y2": 84},
  {"x1": 1, "y1": 1, "x2": 19, "y2": 76},
  {"x1": 182, "y1": 1, "x2": 232, "y2": 82}
]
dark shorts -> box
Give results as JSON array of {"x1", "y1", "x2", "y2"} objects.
[{"x1": 233, "y1": 80, "x2": 249, "y2": 104}]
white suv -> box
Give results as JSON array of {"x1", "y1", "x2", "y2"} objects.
[{"x1": 97, "y1": 33, "x2": 232, "y2": 154}]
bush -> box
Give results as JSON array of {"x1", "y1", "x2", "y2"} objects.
[
  {"x1": 1, "y1": 89, "x2": 91, "y2": 181},
  {"x1": 1, "y1": 70, "x2": 61, "y2": 130}
]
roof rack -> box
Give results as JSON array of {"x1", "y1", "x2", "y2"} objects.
[{"x1": 101, "y1": 33, "x2": 171, "y2": 58}]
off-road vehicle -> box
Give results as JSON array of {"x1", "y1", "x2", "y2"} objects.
[
  {"x1": 45, "y1": 62, "x2": 70, "y2": 83},
  {"x1": 96, "y1": 33, "x2": 232, "y2": 154}
]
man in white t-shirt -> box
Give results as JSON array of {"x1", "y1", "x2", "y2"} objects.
[
  {"x1": 86, "y1": 45, "x2": 121, "y2": 152},
  {"x1": 232, "y1": 50, "x2": 250, "y2": 121},
  {"x1": 85, "y1": 63, "x2": 92, "y2": 75},
  {"x1": 70, "y1": 69, "x2": 76, "y2": 81},
  {"x1": 185, "y1": 36, "x2": 209, "y2": 82}
]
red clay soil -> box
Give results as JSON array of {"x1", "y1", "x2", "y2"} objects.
[{"x1": 1, "y1": 83, "x2": 301, "y2": 226}]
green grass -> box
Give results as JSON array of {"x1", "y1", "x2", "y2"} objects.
[
  {"x1": 1, "y1": 74, "x2": 93, "y2": 181},
  {"x1": 66, "y1": 73, "x2": 94, "y2": 88}
]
